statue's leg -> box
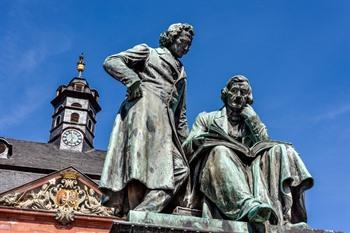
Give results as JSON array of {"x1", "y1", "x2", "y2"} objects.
[
  {"x1": 134, "y1": 146, "x2": 189, "y2": 212},
  {"x1": 259, "y1": 144, "x2": 313, "y2": 225},
  {"x1": 200, "y1": 145, "x2": 273, "y2": 222},
  {"x1": 127, "y1": 180, "x2": 147, "y2": 209}
]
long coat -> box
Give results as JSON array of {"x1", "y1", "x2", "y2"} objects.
[{"x1": 100, "y1": 44, "x2": 189, "y2": 193}]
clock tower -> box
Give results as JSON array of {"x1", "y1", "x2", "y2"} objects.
[{"x1": 48, "y1": 54, "x2": 101, "y2": 152}]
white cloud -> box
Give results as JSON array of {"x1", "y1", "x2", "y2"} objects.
[
  {"x1": 313, "y1": 105, "x2": 350, "y2": 122},
  {"x1": 0, "y1": 87, "x2": 48, "y2": 131},
  {"x1": 0, "y1": 1, "x2": 72, "y2": 132}
]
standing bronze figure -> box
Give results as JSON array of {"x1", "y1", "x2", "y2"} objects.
[
  {"x1": 100, "y1": 23, "x2": 194, "y2": 216},
  {"x1": 184, "y1": 75, "x2": 313, "y2": 226}
]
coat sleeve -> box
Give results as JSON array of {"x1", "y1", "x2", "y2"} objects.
[
  {"x1": 103, "y1": 44, "x2": 150, "y2": 88},
  {"x1": 244, "y1": 107, "x2": 269, "y2": 142},
  {"x1": 175, "y1": 79, "x2": 189, "y2": 145}
]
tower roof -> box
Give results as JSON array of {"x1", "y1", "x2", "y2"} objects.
[
  {"x1": 69, "y1": 77, "x2": 89, "y2": 86},
  {"x1": 51, "y1": 54, "x2": 101, "y2": 113}
]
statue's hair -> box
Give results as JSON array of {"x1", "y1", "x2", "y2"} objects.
[
  {"x1": 221, "y1": 75, "x2": 254, "y2": 105},
  {"x1": 159, "y1": 23, "x2": 195, "y2": 48}
]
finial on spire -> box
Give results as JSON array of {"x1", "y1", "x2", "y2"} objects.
[{"x1": 76, "y1": 53, "x2": 85, "y2": 77}]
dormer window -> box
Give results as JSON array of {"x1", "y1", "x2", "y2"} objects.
[
  {"x1": 0, "y1": 138, "x2": 12, "y2": 159},
  {"x1": 70, "y1": 113, "x2": 80, "y2": 123},
  {"x1": 0, "y1": 143, "x2": 6, "y2": 154}
]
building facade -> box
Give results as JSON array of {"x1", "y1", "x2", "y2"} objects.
[{"x1": 0, "y1": 55, "x2": 118, "y2": 232}]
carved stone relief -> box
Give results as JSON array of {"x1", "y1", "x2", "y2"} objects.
[{"x1": 0, "y1": 169, "x2": 114, "y2": 225}]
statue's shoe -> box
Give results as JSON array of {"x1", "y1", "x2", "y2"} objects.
[{"x1": 247, "y1": 203, "x2": 272, "y2": 223}]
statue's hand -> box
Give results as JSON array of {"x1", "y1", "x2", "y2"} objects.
[
  {"x1": 241, "y1": 104, "x2": 269, "y2": 140},
  {"x1": 193, "y1": 133, "x2": 210, "y2": 147},
  {"x1": 127, "y1": 81, "x2": 143, "y2": 101},
  {"x1": 240, "y1": 104, "x2": 257, "y2": 120}
]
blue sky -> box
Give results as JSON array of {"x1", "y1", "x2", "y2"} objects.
[{"x1": 0, "y1": 0, "x2": 349, "y2": 231}]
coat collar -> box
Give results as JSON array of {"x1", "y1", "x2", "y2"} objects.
[
  {"x1": 212, "y1": 107, "x2": 229, "y2": 134},
  {"x1": 156, "y1": 47, "x2": 182, "y2": 75}
]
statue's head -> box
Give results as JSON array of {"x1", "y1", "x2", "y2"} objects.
[
  {"x1": 221, "y1": 75, "x2": 253, "y2": 110},
  {"x1": 159, "y1": 23, "x2": 194, "y2": 58}
]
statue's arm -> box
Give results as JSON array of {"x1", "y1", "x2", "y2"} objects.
[
  {"x1": 103, "y1": 44, "x2": 150, "y2": 88},
  {"x1": 182, "y1": 112, "x2": 209, "y2": 156},
  {"x1": 175, "y1": 82, "x2": 189, "y2": 144},
  {"x1": 241, "y1": 105, "x2": 269, "y2": 142}
]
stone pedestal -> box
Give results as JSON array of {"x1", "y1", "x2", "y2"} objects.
[{"x1": 109, "y1": 211, "x2": 341, "y2": 233}]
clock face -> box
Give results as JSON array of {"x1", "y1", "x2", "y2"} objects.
[{"x1": 62, "y1": 129, "x2": 83, "y2": 147}]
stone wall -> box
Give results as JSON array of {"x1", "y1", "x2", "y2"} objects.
[{"x1": 0, "y1": 207, "x2": 114, "y2": 233}]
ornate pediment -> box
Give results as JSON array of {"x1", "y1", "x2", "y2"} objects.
[{"x1": 0, "y1": 166, "x2": 114, "y2": 225}]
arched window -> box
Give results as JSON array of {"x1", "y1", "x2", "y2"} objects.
[
  {"x1": 0, "y1": 139, "x2": 12, "y2": 159},
  {"x1": 71, "y1": 102, "x2": 82, "y2": 108},
  {"x1": 55, "y1": 115, "x2": 61, "y2": 126},
  {"x1": 0, "y1": 143, "x2": 6, "y2": 154},
  {"x1": 70, "y1": 113, "x2": 80, "y2": 123},
  {"x1": 0, "y1": 142, "x2": 8, "y2": 159}
]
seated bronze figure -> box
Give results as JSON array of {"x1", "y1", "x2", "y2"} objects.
[{"x1": 183, "y1": 75, "x2": 313, "y2": 226}]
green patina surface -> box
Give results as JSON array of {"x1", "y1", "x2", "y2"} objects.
[
  {"x1": 128, "y1": 210, "x2": 248, "y2": 232},
  {"x1": 124, "y1": 211, "x2": 341, "y2": 233}
]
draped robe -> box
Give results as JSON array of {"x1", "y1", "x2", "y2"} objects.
[{"x1": 183, "y1": 107, "x2": 313, "y2": 225}]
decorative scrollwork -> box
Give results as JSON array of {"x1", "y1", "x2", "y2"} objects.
[
  {"x1": 56, "y1": 205, "x2": 75, "y2": 225},
  {"x1": 0, "y1": 169, "x2": 114, "y2": 225}
]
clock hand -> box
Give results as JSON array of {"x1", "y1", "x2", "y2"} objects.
[
  {"x1": 71, "y1": 132, "x2": 75, "y2": 143},
  {"x1": 69, "y1": 134, "x2": 74, "y2": 143}
]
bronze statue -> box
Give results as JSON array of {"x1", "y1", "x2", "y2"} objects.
[
  {"x1": 183, "y1": 75, "x2": 313, "y2": 226},
  {"x1": 99, "y1": 23, "x2": 194, "y2": 216}
]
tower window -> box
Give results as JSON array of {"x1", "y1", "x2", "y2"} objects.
[
  {"x1": 71, "y1": 102, "x2": 82, "y2": 108},
  {"x1": 88, "y1": 119, "x2": 93, "y2": 131},
  {"x1": 56, "y1": 105, "x2": 64, "y2": 113},
  {"x1": 74, "y1": 84, "x2": 84, "y2": 91},
  {"x1": 70, "y1": 113, "x2": 80, "y2": 123},
  {"x1": 88, "y1": 109, "x2": 94, "y2": 117},
  {"x1": 55, "y1": 115, "x2": 61, "y2": 126}
]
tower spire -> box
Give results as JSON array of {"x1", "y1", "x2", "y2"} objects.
[
  {"x1": 76, "y1": 53, "x2": 85, "y2": 77},
  {"x1": 49, "y1": 53, "x2": 101, "y2": 152}
]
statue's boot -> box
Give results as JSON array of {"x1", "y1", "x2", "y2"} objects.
[
  {"x1": 134, "y1": 149, "x2": 189, "y2": 212},
  {"x1": 133, "y1": 190, "x2": 170, "y2": 212}
]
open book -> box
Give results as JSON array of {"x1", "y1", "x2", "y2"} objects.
[{"x1": 189, "y1": 126, "x2": 291, "y2": 164}]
